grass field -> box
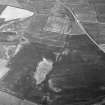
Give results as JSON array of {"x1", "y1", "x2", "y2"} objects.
[{"x1": 0, "y1": 0, "x2": 21, "y2": 8}]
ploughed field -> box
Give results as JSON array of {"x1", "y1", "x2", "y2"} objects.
[{"x1": 0, "y1": 0, "x2": 105, "y2": 105}]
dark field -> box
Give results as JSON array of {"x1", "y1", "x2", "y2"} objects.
[{"x1": 0, "y1": 35, "x2": 105, "y2": 105}]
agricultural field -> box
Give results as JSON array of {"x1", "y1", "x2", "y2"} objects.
[{"x1": 0, "y1": 0, "x2": 104, "y2": 105}]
